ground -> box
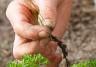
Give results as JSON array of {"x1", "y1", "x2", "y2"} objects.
[{"x1": 0, "y1": 0, "x2": 96, "y2": 67}]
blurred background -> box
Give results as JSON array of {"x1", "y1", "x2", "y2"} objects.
[{"x1": 0, "y1": 0, "x2": 96, "y2": 67}]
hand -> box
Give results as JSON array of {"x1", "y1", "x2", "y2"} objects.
[
  {"x1": 6, "y1": 0, "x2": 62, "y2": 67},
  {"x1": 14, "y1": 34, "x2": 62, "y2": 67}
]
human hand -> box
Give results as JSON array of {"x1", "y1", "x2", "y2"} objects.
[{"x1": 6, "y1": 0, "x2": 62, "y2": 67}]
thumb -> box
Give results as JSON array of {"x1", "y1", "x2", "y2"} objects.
[{"x1": 38, "y1": 30, "x2": 49, "y2": 39}]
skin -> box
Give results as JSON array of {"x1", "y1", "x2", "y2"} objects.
[{"x1": 6, "y1": 0, "x2": 72, "y2": 67}]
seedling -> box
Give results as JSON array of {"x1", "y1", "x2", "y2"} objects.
[
  {"x1": 71, "y1": 59, "x2": 96, "y2": 67},
  {"x1": 8, "y1": 53, "x2": 48, "y2": 67}
]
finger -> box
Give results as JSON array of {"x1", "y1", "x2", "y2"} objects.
[
  {"x1": 6, "y1": 1, "x2": 38, "y2": 40},
  {"x1": 46, "y1": 53, "x2": 62, "y2": 67},
  {"x1": 42, "y1": 45, "x2": 62, "y2": 67},
  {"x1": 46, "y1": 41, "x2": 58, "y2": 53},
  {"x1": 13, "y1": 35, "x2": 40, "y2": 59},
  {"x1": 38, "y1": 30, "x2": 49, "y2": 39},
  {"x1": 40, "y1": 38, "x2": 50, "y2": 47}
]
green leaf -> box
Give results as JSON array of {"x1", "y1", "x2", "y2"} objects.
[
  {"x1": 71, "y1": 59, "x2": 96, "y2": 67},
  {"x1": 8, "y1": 53, "x2": 48, "y2": 67}
]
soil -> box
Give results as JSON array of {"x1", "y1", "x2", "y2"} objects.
[{"x1": 0, "y1": 0, "x2": 96, "y2": 67}]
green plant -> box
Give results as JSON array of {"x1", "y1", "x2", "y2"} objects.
[
  {"x1": 71, "y1": 59, "x2": 96, "y2": 67},
  {"x1": 8, "y1": 54, "x2": 48, "y2": 67}
]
